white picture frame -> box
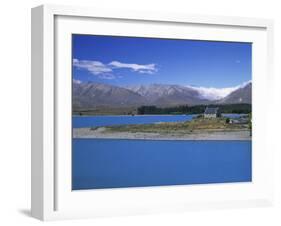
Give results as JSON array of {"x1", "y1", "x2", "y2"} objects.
[{"x1": 31, "y1": 4, "x2": 274, "y2": 221}]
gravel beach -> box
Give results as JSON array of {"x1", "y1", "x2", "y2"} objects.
[{"x1": 73, "y1": 127, "x2": 251, "y2": 141}]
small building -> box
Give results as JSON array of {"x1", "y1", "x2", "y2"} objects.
[{"x1": 204, "y1": 107, "x2": 220, "y2": 118}]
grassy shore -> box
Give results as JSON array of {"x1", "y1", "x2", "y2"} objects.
[
  {"x1": 73, "y1": 118, "x2": 251, "y2": 140},
  {"x1": 104, "y1": 118, "x2": 249, "y2": 134}
]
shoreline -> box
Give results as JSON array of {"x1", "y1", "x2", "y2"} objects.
[
  {"x1": 72, "y1": 114, "x2": 195, "y2": 117},
  {"x1": 73, "y1": 127, "x2": 251, "y2": 141},
  {"x1": 72, "y1": 113, "x2": 246, "y2": 117}
]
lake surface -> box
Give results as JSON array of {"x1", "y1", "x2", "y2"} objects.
[
  {"x1": 72, "y1": 114, "x2": 252, "y2": 190},
  {"x1": 73, "y1": 114, "x2": 242, "y2": 128},
  {"x1": 72, "y1": 139, "x2": 251, "y2": 190}
]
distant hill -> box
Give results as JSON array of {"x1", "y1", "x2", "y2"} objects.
[
  {"x1": 73, "y1": 81, "x2": 252, "y2": 110},
  {"x1": 73, "y1": 82, "x2": 147, "y2": 109},
  {"x1": 126, "y1": 84, "x2": 209, "y2": 106},
  {"x1": 216, "y1": 82, "x2": 252, "y2": 104}
]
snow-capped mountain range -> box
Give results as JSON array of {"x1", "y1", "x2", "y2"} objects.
[{"x1": 73, "y1": 80, "x2": 251, "y2": 109}]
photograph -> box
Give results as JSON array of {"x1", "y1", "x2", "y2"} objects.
[{"x1": 72, "y1": 34, "x2": 252, "y2": 190}]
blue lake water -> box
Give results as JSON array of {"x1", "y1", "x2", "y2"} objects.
[
  {"x1": 72, "y1": 139, "x2": 251, "y2": 190},
  {"x1": 72, "y1": 114, "x2": 252, "y2": 190},
  {"x1": 73, "y1": 114, "x2": 242, "y2": 128}
]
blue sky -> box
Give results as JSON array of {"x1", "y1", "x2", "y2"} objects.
[{"x1": 72, "y1": 34, "x2": 251, "y2": 88}]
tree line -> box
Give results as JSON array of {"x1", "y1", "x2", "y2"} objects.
[{"x1": 137, "y1": 104, "x2": 251, "y2": 115}]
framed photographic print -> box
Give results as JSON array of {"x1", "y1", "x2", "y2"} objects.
[{"x1": 31, "y1": 4, "x2": 274, "y2": 221}]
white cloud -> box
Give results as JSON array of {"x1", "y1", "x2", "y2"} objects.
[
  {"x1": 187, "y1": 80, "x2": 251, "y2": 100},
  {"x1": 109, "y1": 61, "x2": 157, "y2": 74},
  {"x1": 73, "y1": 59, "x2": 158, "y2": 79},
  {"x1": 73, "y1": 59, "x2": 112, "y2": 75},
  {"x1": 190, "y1": 86, "x2": 238, "y2": 100},
  {"x1": 73, "y1": 79, "x2": 82, "y2": 84}
]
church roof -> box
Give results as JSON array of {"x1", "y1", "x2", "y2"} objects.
[{"x1": 204, "y1": 107, "x2": 219, "y2": 114}]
